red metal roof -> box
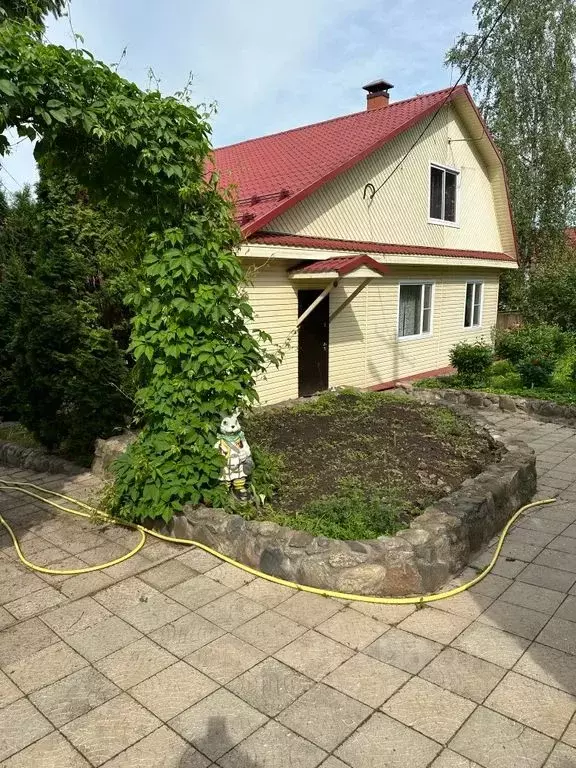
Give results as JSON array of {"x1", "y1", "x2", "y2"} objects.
[
  {"x1": 292, "y1": 255, "x2": 389, "y2": 276},
  {"x1": 252, "y1": 232, "x2": 516, "y2": 263},
  {"x1": 212, "y1": 86, "x2": 469, "y2": 236}
]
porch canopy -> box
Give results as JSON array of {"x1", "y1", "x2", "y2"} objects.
[
  {"x1": 289, "y1": 255, "x2": 388, "y2": 325},
  {"x1": 289, "y1": 254, "x2": 389, "y2": 281}
]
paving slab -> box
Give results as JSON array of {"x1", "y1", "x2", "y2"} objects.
[{"x1": 2, "y1": 411, "x2": 576, "y2": 767}]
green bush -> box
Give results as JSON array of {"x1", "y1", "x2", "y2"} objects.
[
  {"x1": 11, "y1": 171, "x2": 135, "y2": 463},
  {"x1": 490, "y1": 372, "x2": 523, "y2": 390},
  {"x1": 0, "y1": 186, "x2": 38, "y2": 420},
  {"x1": 517, "y1": 357, "x2": 556, "y2": 388},
  {"x1": 494, "y1": 324, "x2": 570, "y2": 365},
  {"x1": 490, "y1": 359, "x2": 516, "y2": 376},
  {"x1": 524, "y1": 258, "x2": 576, "y2": 332},
  {"x1": 449, "y1": 341, "x2": 494, "y2": 384}
]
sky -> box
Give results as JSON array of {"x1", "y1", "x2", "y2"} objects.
[{"x1": 0, "y1": 0, "x2": 476, "y2": 195}]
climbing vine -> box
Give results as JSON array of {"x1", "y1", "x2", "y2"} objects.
[{"x1": 0, "y1": 17, "x2": 274, "y2": 521}]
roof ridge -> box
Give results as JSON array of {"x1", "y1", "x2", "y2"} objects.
[{"x1": 213, "y1": 85, "x2": 461, "y2": 154}]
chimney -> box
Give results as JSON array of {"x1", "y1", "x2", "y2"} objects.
[{"x1": 362, "y1": 79, "x2": 394, "y2": 110}]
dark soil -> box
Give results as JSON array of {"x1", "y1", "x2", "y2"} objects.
[{"x1": 243, "y1": 390, "x2": 501, "y2": 538}]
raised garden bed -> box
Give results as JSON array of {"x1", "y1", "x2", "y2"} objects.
[
  {"x1": 242, "y1": 391, "x2": 501, "y2": 539},
  {"x1": 156, "y1": 391, "x2": 536, "y2": 596}
]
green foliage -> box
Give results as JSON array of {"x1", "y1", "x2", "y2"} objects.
[
  {"x1": 421, "y1": 405, "x2": 470, "y2": 440},
  {"x1": 249, "y1": 445, "x2": 284, "y2": 504},
  {"x1": 242, "y1": 479, "x2": 410, "y2": 540},
  {"x1": 490, "y1": 359, "x2": 516, "y2": 376},
  {"x1": 551, "y1": 351, "x2": 576, "y2": 388},
  {"x1": 295, "y1": 388, "x2": 411, "y2": 417},
  {"x1": 449, "y1": 341, "x2": 494, "y2": 384},
  {"x1": 0, "y1": 0, "x2": 65, "y2": 25},
  {"x1": 516, "y1": 357, "x2": 556, "y2": 389},
  {"x1": 0, "y1": 422, "x2": 37, "y2": 447},
  {"x1": 0, "y1": 17, "x2": 276, "y2": 517},
  {"x1": 0, "y1": 187, "x2": 36, "y2": 419},
  {"x1": 10, "y1": 172, "x2": 133, "y2": 463},
  {"x1": 493, "y1": 324, "x2": 570, "y2": 365},
  {"x1": 447, "y1": 0, "x2": 576, "y2": 270},
  {"x1": 523, "y1": 256, "x2": 576, "y2": 331}
]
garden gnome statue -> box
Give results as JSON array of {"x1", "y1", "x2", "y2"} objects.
[{"x1": 216, "y1": 409, "x2": 254, "y2": 502}]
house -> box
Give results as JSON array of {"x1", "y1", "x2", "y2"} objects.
[{"x1": 213, "y1": 79, "x2": 517, "y2": 405}]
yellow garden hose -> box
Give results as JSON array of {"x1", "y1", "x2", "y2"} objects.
[{"x1": 0, "y1": 477, "x2": 555, "y2": 605}]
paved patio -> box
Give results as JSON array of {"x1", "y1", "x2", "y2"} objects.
[{"x1": 2, "y1": 410, "x2": 576, "y2": 767}]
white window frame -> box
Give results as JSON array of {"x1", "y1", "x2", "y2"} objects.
[
  {"x1": 397, "y1": 281, "x2": 435, "y2": 341},
  {"x1": 464, "y1": 281, "x2": 483, "y2": 329},
  {"x1": 428, "y1": 162, "x2": 460, "y2": 227}
]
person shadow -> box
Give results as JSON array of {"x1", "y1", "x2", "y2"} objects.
[{"x1": 180, "y1": 716, "x2": 262, "y2": 768}]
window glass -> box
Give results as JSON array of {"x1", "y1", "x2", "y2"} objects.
[
  {"x1": 430, "y1": 167, "x2": 443, "y2": 220},
  {"x1": 399, "y1": 284, "x2": 422, "y2": 337},
  {"x1": 399, "y1": 283, "x2": 433, "y2": 337},
  {"x1": 422, "y1": 284, "x2": 432, "y2": 333},
  {"x1": 465, "y1": 282, "x2": 474, "y2": 327},
  {"x1": 464, "y1": 282, "x2": 483, "y2": 327},
  {"x1": 444, "y1": 171, "x2": 457, "y2": 222},
  {"x1": 473, "y1": 283, "x2": 482, "y2": 326}
]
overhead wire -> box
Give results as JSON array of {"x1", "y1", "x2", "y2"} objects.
[{"x1": 366, "y1": 0, "x2": 515, "y2": 204}]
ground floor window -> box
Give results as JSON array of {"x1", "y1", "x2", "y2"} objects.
[
  {"x1": 464, "y1": 282, "x2": 483, "y2": 328},
  {"x1": 398, "y1": 282, "x2": 433, "y2": 339}
]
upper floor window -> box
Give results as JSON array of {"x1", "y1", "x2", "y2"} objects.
[
  {"x1": 429, "y1": 164, "x2": 458, "y2": 224},
  {"x1": 464, "y1": 281, "x2": 483, "y2": 328},
  {"x1": 398, "y1": 282, "x2": 433, "y2": 339}
]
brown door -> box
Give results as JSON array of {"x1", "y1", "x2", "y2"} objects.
[{"x1": 298, "y1": 289, "x2": 329, "y2": 397}]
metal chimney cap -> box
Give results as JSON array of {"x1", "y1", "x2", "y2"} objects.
[{"x1": 362, "y1": 79, "x2": 394, "y2": 94}]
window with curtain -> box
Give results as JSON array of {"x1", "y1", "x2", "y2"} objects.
[
  {"x1": 398, "y1": 283, "x2": 433, "y2": 338},
  {"x1": 464, "y1": 282, "x2": 483, "y2": 327},
  {"x1": 429, "y1": 164, "x2": 458, "y2": 223}
]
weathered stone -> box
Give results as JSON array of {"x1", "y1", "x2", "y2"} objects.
[
  {"x1": 327, "y1": 549, "x2": 369, "y2": 569},
  {"x1": 260, "y1": 547, "x2": 298, "y2": 581},
  {"x1": 288, "y1": 530, "x2": 315, "y2": 548},
  {"x1": 465, "y1": 392, "x2": 485, "y2": 407},
  {"x1": 332, "y1": 564, "x2": 391, "y2": 595},
  {"x1": 499, "y1": 395, "x2": 516, "y2": 412},
  {"x1": 92, "y1": 431, "x2": 137, "y2": 476},
  {"x1": 0, "y1": 439, "x2": 82, "y2": 476}
]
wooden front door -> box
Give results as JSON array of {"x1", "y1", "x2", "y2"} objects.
[{"x1": 298, "y1": 289, "x2": 329, "y2": 397}]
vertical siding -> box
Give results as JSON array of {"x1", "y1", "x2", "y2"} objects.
[
  {"x1": 264, "y1": 105, "x2": 508, "y2": 256},
  {"x1": 328, "y1": 280, "x2": 368, "y2": 389},
  {"x1": 244, "y1": 260, "x2": 299, "y2": 405},
  {"x1": 245, "y1": 259, "x2": 500, "y2": 403}
]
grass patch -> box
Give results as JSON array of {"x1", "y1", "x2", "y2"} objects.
[
  {"x1": 241, "y1": 390, "x2": 499, "y2": 540},
  {"x1": 415, "y1": 372, "x2": 576, "y2": 406},
  {"x1": 0, "y1": 423, "x2": 38, "y2": 448}
]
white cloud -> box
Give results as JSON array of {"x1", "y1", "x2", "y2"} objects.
[{"x1": 1, "y1": 0, "x2": 474, "y2": 192}]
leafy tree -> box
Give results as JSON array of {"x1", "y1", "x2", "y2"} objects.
[
  {"x1": 11, "y1": 170, "x2": 134, "y2": 461},
  {"x1": 522, "y1": 256, "x2": 576, "y2": 331},
  {"x1": 0, "y1": 0, "x2": 65, "y2": 25},
  {"x1": 0, "y1": 185, "x2": 37, "y2": 419},
  {"x1": 0, "y1": 18, "x2": 274, "y2": 519},
  {"x1": 446, "y1": 0, "x2": 576, "y2": 272}
]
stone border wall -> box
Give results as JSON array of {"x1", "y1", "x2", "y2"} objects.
[
  {"x1": 411, "y1": 385, "x2": 576, "y2": 427},
  {"x1": 155, "y1": 425, "x2": 536, "y2": 597},
  {"x1": 0, "y1": 439, "x2": 83, "y2": 476}
]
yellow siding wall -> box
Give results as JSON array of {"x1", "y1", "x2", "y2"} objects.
[
  {"x1": 264, "y1": 105, "x2": 507, "y2": 255},
  {"x1": 244, "y1": 259, "x2": 299, "y2": 405},
  {"x1": 246, "y1": 260, "x2": 499, "y2": 404}
]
